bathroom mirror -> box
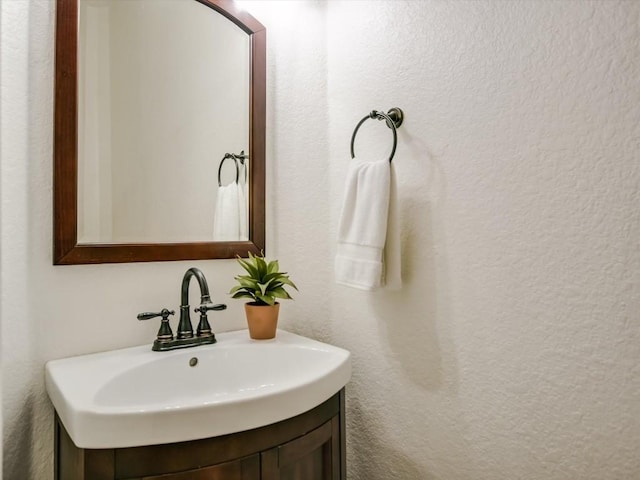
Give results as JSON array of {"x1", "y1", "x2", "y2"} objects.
[{"x1": 54, "y1": 0, "x2": 266, "y2": 264}]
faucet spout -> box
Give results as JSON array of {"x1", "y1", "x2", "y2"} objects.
[{"x1": 178, "y1": 267, "x2": 212, "y2": 339}]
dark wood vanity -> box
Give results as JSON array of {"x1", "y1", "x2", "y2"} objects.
[{"x1": 55, "y1": 389, "x2": 345, "y2": 480}]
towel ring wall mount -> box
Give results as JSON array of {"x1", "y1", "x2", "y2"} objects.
[
  {"x1": 218, "y1": 150, "x2": 249, "y2": 187},
  {"x1": 350, "y1": 107, "x2": 404, "y2": 163}
]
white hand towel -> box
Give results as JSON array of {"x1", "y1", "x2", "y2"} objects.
[
  {"x1": 335, "y1": 158, "x2": 401, "y2": 290},
  {"x1": 213, "y1": 183, "x2": 243, "y2": 241},
  {"x1": 383, "y1": 164, "x2": 402, "y2": 289}
]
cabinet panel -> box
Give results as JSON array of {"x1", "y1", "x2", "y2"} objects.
[
  {"x1": 262, "y1": 418, "x2": 340, "y2": 480},
  {"x1": 114, "y1": 394, "x2": 340, "y2": 479},
  {"x1": 55, "y1": 416, "x2": 115, "y2": 480},
  {"x1": 140, "y1": 454, "x2": 259, "y2": 480}
]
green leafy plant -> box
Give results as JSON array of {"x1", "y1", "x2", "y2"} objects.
[{"x1": 230, "y1": 252, "x2": 298, "y2": 306}]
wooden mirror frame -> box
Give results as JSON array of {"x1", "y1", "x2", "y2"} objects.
[{"x1": 54, "y1": 0, "x2": 266, "y2": 264}]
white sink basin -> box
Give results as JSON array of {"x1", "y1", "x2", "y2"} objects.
[{"x1": 45, "y1": 330, "x2": 351, "y2": 449}]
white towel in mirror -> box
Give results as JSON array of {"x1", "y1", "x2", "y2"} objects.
[{"x1": 213, "y1": 183, "x2": 247, "y2": 241}]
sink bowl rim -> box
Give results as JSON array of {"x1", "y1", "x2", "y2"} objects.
[{"x1": 45, "y1": 329, "x2": 351, "y2": 448}]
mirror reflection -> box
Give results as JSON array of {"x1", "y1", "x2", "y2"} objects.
[{"x1": 77, "y1": 0, "x2": 250, "y2": 244}]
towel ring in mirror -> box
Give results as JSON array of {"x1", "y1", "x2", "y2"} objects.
[{"x1": 218, "y1": 153, "x2": 240, "y2": 187}]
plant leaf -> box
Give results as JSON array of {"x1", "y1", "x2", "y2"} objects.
[
  {"x1": 256, "y1": 294, "x2": 275, "y2": 306},
  {"x1": 255, "y1": 255, "x2": 268, "y2": 280},
  {"x1": 229, "y1": 285, "x2": 246, "y2": 294},
  {"x1": 265, "y1": 276, "x2": 280, "y2": 289},
  {"x1": 267, "y1": 259, "x2": 279, "y2": 274},
  {"x1": 236, "y1": 256, "x2": 258, "y2": 277},
  {"x1": 262, "y1": 272, "x2": 284, "y2": 285},
  {"x1": 231, "y1": 291, "x2": 256, "y2": 300},
  {"x1": 236, "y1": 276, "x2": 259, "y2": 290},
  {"x1": 278, "y1": 276, "x2": 298, "y2": 290},
  {"x1": 271, "y1": 287, "x2": 292, "y2": 300},
  {"x1": 258, "y1": 282, "x2": 270, "y2": 296}
]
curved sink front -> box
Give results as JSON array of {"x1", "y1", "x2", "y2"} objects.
[{"x1": 45, "y1": 330, "x2": 351, "y2": 449}]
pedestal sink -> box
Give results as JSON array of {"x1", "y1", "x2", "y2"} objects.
[{"x1": 45, "y1": 330, "x2": 351, "y2": 449}]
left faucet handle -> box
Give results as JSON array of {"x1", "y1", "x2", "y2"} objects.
[
  {"x1": 137, "y1": 309, "x2": 175, "y2": 321},
  {"x1": 137, "y1": 308, "x2": 175, "y2": 342}
]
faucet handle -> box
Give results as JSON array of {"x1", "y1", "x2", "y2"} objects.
[
  {"x1": 137, "y1": 308, "x2": 175, "y2": 342},
  {"x1": 193, "y1": 303, "x2": 227, "y2": 314},
  {"x1": 137, "y1": 309, "x2": 175, "y2": 321},
  {"x1": 192, "y1": 303, "x2": 226, "y2": 338}
]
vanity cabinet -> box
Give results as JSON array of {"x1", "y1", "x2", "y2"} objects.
[{"x1": 54, "y1": 389, "x2": 345, "y2": 480}]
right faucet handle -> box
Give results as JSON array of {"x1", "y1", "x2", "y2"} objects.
[
  {"x1": 193, "y1": 303, "x2": 226, "y2": 337},
  {"x1": 137, "y1": 308, "x2": 175, "y2": 341},
  {"x1": 194, "y1": 303, "x2": 227, "y2": 314}
]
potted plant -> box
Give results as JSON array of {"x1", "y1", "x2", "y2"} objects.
[{"x1": 230, "y1": 252, "x2": 298, "y2": 339}]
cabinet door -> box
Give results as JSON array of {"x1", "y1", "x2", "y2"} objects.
[
  {"x1": 139, "y1": 454, "x2": 260, "y2": 480},
  {"x1": 261, "y1": 418, "x2": 340, "y2": 480}
]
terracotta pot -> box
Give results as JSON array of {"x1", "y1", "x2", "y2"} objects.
[{"x1": 244, "y1": 302, "x2": 280, "y2": 339}]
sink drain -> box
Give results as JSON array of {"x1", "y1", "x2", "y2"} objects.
[{"x1": 189, "y1": 357, "x2": 198, "y2": 367}]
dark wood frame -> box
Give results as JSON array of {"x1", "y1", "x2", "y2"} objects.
[{"x1": 53, "y1": 0, "x2": 266, "y2": 264}]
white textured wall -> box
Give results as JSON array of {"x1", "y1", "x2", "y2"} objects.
[
  {"x1": 2, "y1": 1, "x2": 639, "y2": 479},
  {"x1": 326, "y1": 1, "x2": 640, "y2": 479}
]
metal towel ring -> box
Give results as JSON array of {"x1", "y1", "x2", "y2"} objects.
[
  {"x1": 217, "y1": 153, "x2": 239, "y2": 187},
  {"x1": 235, "y1": 150, "x2": 249, "y2": 185},
  {"x1": 350, "y1": 107, "x2": 404, "y2": 163}
]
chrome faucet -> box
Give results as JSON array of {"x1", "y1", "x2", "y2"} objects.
[{"x1": 138, "y1": 267, "x2": 226, "y2": 351}]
